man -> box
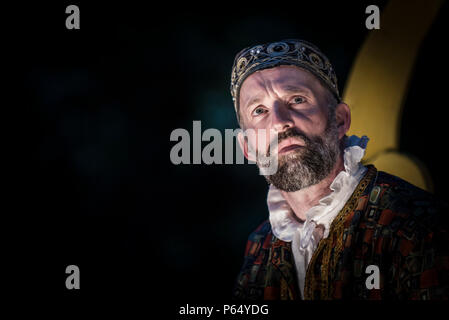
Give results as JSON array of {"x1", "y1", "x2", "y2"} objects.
[{"x1": 230, "y1": 39, "x2": 449, "y2": 300}]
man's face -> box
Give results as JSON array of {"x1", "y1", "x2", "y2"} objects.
[{"x1": 238, "y1": 65, "x2": 343, "y2": 192}]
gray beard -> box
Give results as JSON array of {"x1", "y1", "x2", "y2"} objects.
[{"x1": 259, "y1": 123, "x2": 341, "y2": 192}]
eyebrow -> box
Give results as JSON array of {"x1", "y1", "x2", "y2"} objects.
[
  {"x1": 281, "y1": 85, "x2": 312, "y2": 96},
  {"x1": 243, "y1": 85, "x2": 312, "y2": 110},
  {"x1": 243, "y1": 96, "x2": 264, "y2": 111}
]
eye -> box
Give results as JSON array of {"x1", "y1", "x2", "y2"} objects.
[
  {"x1": 252, "y1": 106, "x2": 267, "y2": 117},
  {"x1": 291, "y1": 96, "x2": 306, "y2": 104}
]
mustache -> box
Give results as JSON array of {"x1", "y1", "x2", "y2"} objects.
[
  {"x1": 267, "y1": 128, "x2": 311, "y2": 154},
  {"x1": 277, "y1": 128, "x2": 311, "y2": 145}
]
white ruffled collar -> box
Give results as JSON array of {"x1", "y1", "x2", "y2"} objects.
[{"x1": 268, "y1": 135, "x2": 369, "y2": 246}]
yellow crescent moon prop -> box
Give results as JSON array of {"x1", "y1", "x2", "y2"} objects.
[{"x1": 343, "y1": 0, "x2": 443, "y2": 191}]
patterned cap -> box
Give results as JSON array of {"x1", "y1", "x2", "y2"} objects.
[{"x1": 230, "y1": 39, "x2": 341, "y2": 120}]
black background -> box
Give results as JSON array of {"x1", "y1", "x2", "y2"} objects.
[{"x1": 13, "y1": 0, "x2": 448, "y2": 309}]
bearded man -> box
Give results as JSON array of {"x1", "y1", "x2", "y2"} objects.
[{"x1": 230, "y1": 39, "x2": 448, "y2": 300}]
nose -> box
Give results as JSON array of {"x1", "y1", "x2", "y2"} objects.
[{"x1": 271, "y1": 101, "x2": 294, "y2": 133}]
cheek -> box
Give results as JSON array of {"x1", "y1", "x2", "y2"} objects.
[
  {"x1": 291, "y1": 110, "x2": 328, "y2": 135},
  {"x1": 245, "y1": 128, "x2": 276, "y2": 155}
]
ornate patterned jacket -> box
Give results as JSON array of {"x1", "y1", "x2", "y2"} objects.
[{"x1": 233, "y1": 165, "x2": 449, "y2": 300}]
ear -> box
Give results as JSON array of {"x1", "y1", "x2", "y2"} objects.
[
  {"x1": 334, "y1": 102, "x2": 351, "y2": 139},
  {"x1": 237, "y1": 131, "x2": 257, "y2": 162}
]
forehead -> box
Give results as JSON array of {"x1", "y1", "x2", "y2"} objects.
[{"x1": 239, "y1": 65, "x2": 323, "y2": 102}]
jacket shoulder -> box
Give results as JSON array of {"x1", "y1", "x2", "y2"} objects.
[
  {"x1": 376, "y1": 170, "x2": 433, "y2": 197},
  {"x1": 248, "y1": 220, "x2": 272, "y2": 242},
  {"x1": 373, "y1": 170, "x2": 448, "y2": 216},
  {"x1": 233, "y1": 220, "x2": 274, "y2": 300},
  {"x1": 244, "y1": 220, "x2": 273, "y2": 257},
  {"x1": 364, "y1": 170, "x2": 448, "y2": 244}
]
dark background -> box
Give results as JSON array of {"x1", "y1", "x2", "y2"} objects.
[{"x1": 14, "y1": 0, "x2": 448, "y2": 305}]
